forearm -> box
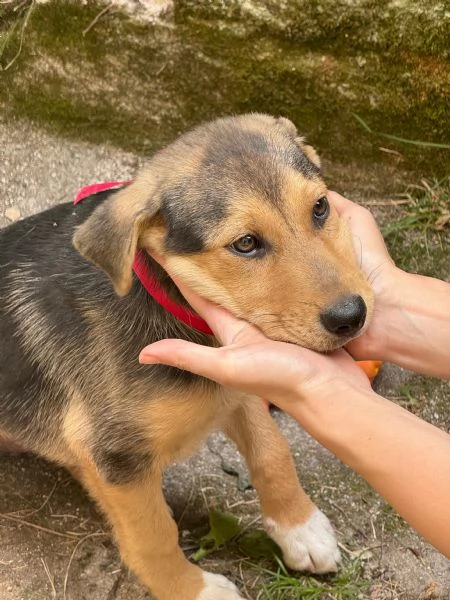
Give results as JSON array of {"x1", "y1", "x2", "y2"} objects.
[
  {"x1": 290, "y1": 384, "x2": 450, "y2": 557},
  {"x1": 367, "y1": 270, "x2": 450, "y2": 379}
]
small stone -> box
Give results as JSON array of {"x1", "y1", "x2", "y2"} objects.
[{"x1": 5, "y1": 206, "x2": 21, "y2": 222}]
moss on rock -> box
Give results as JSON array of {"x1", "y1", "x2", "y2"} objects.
[{"x1": 0, "y1": 0, "x2": 448, "y2": 181}]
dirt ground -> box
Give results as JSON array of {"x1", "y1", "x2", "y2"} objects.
[{"x1": 0, "y1": 117, "x2": 449, "y2": 600}]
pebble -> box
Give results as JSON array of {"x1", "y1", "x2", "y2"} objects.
[{"x1": 5, "y1": 206, "x2": 21, "y2": 222}]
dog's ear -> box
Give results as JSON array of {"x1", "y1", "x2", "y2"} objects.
[
  {"x1": 73, "y1": 177, "x2": 161, "y2": 296},
  {"x1": 301, "y1": 144, "x2": 321, "y2": 169},
  {"x1": 276, "y1": 116, "x2": 321, "y2": 169}
]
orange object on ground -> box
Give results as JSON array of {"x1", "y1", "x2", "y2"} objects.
[{"x1": 356, "y1": 360, "x2": 383, "y2": 384}]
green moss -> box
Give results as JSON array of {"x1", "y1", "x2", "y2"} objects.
[
  {"x1": 0, "y1": 0, "x2": 448, "y2": 182},
  {"x1": 377, "y1": 504, "x2": 407, "y2": 534},
  {"x1": 176, "y1": 0, "x2": 450, "y2": 58}
]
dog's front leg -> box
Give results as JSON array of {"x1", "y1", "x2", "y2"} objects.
[
  {"x1": 224, "y1": 397, "x2": 340, "y2": 573},
  {"x1": 76, "y1": 461, "x2": 244, "y2": 600}
]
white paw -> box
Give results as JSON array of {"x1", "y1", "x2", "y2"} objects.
[
  {"x1": 265, "y1": 508, "x2": 341, "y2": 574},
  {"x1": 197, "y1": 571, "x2": 244, "y2": 600}
]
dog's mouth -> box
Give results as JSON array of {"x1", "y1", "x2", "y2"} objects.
[
  {"x1": 257, "y1": 296, "x2": 371, "y2": 353},
  {"x1": 273, "y1": 332, "x2": 361, "y2": 353}
]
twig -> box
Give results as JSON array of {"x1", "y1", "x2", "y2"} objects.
[
  {"x1": 0, "y1": 513, "x2": 80, "y2": 539},
  {"x1": 63, "y1": 532, "x2": 107, "y2": 599},
  {"x1": 13, "y1": 0, "x2": 28, "y2": 10},
  {"x1": 176, "y1": 473, "x2": 196, "y2": 529},
  {"x1": 82, "y1": 2, "x2": 114, "y2": 37},
  {"x1": 4, "y1": 0, "x2": 35, "y2": 71},
  {"x1": 40, "y1": 557, "x2": 57, "y2": 599},
  {"x1": 106, "y1": 569, "x2": 125, "y2": 600},
  {"x1": 5, "y1": 481, "x2": 58, "y2": 518},
  {"x1": 379, "y1": 146, "x2": 404, "y2": 157},
  {"x1": 155, "y1": 62, "x2": 168, "y2": 76},
  {"x1": 363, "y1": 199, "x2": 410, "y2": 206},
  {"x1": 239, "y1": 560, "x2": 252, "y2": 600},
  {"x1": 236, "y1": 515, "x2": 261, "y2": 538}
]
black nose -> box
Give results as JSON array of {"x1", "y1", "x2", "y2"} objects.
[{"x1": 320, "y1": 294, "x2": 367, "y2": 337}]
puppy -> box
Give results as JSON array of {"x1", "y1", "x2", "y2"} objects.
[{"x1": 0, "y1": 114, "x2": 373, "y2": 600}]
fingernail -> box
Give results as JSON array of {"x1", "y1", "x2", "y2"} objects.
[{"x1": 139, "y1": 352, "x2": 160, "y2": 364}]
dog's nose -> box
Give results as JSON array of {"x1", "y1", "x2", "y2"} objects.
[{"x1": 320, "y1": 294, "x2": 367, "y2": 337}]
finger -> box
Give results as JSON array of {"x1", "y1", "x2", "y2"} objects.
[
  {"x1": 139, "y1": 339, "x2": 232, "y2": 385},
  {"x1": 344, "y1": 337, "x2": 369, "y2": 361},
  {"x1": 328, "y1": 190, "x2": 355, "y2": 216},
  {"x1": 329, "y1": 190, "x2": 376, "y2": 230}
]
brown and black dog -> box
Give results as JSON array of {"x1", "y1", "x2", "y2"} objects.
[{"x1": 0, "y1": 114, "x2": 373, "y2": 599}]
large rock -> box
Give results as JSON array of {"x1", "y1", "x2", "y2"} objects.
[{"x1": 0, "y1": 0, "x2": 448, "y2": 181}]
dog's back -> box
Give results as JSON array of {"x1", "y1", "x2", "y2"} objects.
[
  {"x1": 0, "y1": 192, "x2": 210, "y2": 462},
  {"x1": 0, "y1": 200, "x2": 90, "y2": 449}
]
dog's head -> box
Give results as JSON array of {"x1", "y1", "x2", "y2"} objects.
[{"x1": 74, "y1": 114, "x2": 373, "y2": 351}]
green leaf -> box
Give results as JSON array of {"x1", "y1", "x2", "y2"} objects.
[
  {"x1": 191, "y1": 546, "x2": 209, "y2": 562},
  {"x1": 237, "y1": 530, "x2": 281, "y2": 560},
  {"x1": 191, "y1": 509, "x2": 241, "y2": 561}
]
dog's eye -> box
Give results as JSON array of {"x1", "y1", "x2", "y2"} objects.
[
  {"x1": 230, "y1": 234, "x2": 262, "y2": 256},
  {"x1": 313, "y1": 196, "x2": 329, "y2": 224}
]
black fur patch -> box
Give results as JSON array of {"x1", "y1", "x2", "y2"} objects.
[
  {"x1": 0, "y1": 191, "x2": 216, "y2": 457},
  {"x1": 289, "y1": 148, "x2": 321, "y2": 178},
  {"x1": 200, "y1": 124, "x2": 320, "y2": 209},
  {"x1": 96, "y1": 446, "x2": 154, "y2": 485},
  {"x1": 161, "y1": 182, "x2": 227, "y2": 254}
]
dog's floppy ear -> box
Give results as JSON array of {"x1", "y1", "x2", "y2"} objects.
[
  {"x1": 73, "y1": 177, "x2": 160, "y2": 296},
  {"x1": 301, "y1": 144, "x2": 321, "y2": 169},
  {"x1": 276, "y1": 116, "x2": 321, "y2": 169}
]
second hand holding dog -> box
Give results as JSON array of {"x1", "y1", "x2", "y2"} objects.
[{"x1": 140, "y1": 193, "x2": 450, "y2": 559}]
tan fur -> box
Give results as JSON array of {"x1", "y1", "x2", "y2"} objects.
[
  {"x1": 139, "y1": 387, "x2": 234, "y2": 467},
  {"x1": 74, "y1": 459, "x2": 207, "y2": 600},
  {"x1": 74, "y1": 114, "x2": 373, "y2": 352},
  {"x1": 224, "y1": 397, "x2": 315, "y2": 526},
  {"x1": 69, "y1": 390, "x2": 317, "y2": 596},
  {"x1": 0, "y1": 428, "x2": 24, "y2": 452}
]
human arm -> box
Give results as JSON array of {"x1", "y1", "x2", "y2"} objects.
[
  {"x1": 139, "y1": 281, "x2": 450, "y2": 558},
  {"x1": 329, "y1": 192, "x2": 450, "y2": 379}
]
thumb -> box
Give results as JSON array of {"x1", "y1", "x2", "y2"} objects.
[{"x1": 139, "y1": 339, "x2": 231, "y2": 385}]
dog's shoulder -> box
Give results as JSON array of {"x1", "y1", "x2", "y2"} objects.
[{"x1": 0, "y1": 191, "x2": 111, "y2": 271}]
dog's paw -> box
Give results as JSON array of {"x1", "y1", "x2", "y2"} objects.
[
  {"x1": 264, "y1": 508, "x2": 340, "y2": 574},
  {"x1": 197, "y1": 572, "x2": 245, "y2": 600}
]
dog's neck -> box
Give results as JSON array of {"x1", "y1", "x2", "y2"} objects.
[
  {"x1": 134, "y1": 250, "x2": 213, "y2": 335},
  {"x1": 74, "y1": 182, "x2": 213, "y2": 337}
]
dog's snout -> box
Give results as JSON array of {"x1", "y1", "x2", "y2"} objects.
[{"x1": 320, "y1": 294, "x2": 367, "y2": 337}]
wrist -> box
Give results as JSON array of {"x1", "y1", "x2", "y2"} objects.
[
  {"x1": 348, "y1": 265, "x2": 407, "y2": 360},
  {"x1": 290, "y1": 382, "x2": 382, "y2": 453},
  {"x1": 368, "y1": 270, "x2": 450, "y2": 378}
]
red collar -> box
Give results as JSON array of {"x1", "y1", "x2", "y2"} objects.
[{"x1": 74, "y1": 182, "x2": 213, "y2": 336}]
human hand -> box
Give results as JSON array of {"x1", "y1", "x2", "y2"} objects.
[
  {"x1": 139, "y1": 263, "x2": 371, "y2": 416},
  {"x1": 328, "y1": 192, "x2": 402, "y2": 361}
]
